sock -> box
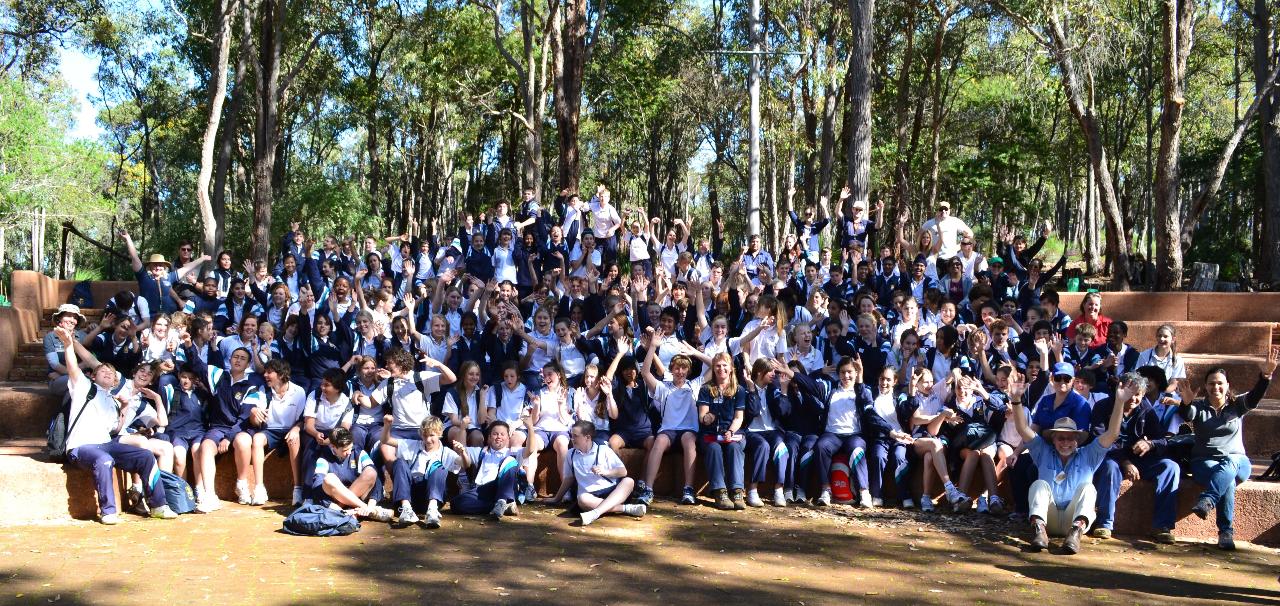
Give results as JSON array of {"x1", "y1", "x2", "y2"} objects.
[
  {"x1": 748, "y1": 488, "x2": 759, "y2": 499},
  {"x1": 581, "y1": 510, "x2": 600, "y2": 526}
]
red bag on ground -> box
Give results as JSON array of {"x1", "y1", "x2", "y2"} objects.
[{"x1": 829, "y1": 454, "x2": 854, "y2": 503}]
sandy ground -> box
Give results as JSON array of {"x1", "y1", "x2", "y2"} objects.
[{"x1": 0, "y1": 499, "x2": 1277, "y2": 606}]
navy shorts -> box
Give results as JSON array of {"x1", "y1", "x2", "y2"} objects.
[
  {"x1": 158, "y1": 429, "x2": 206, "y2": 452},
  {"x1": 613, "y1": 431, "x2": 652, "y2": 449},
  {"x1": 657, "y1": 429, "x2": 696, "y2": 444},
  {"x1": 586, "y1": 482, "x2": 627, "y2": 500},
  {"x1": 203, "y1": 426, "x2": 238, "y2": 445},
  {"x1": 261, "y1": 427, "x2": 291, "y2": 452},
  {"x1": 534, "y1": 429, "x2": 569, "y2": 448}
]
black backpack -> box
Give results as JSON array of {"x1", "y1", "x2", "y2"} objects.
[{"x1": 45, "y1": 385, "x2": 97, "y2": 462}]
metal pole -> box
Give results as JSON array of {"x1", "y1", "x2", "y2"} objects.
[{"x1": 748, "y1": 0, "x2": 762, "y2": 237}]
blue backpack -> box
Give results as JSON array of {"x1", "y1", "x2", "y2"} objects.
[
  {"x1": 282, "y1": 503, "x2": 361, "y2": 536},
  {"x1": 157, "y1": 470, "x2": 197, "y2": 514}
]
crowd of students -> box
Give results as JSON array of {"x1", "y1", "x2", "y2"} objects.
[{"x1": 44, "y1": 185, "x2": 1278, "y2": 549}]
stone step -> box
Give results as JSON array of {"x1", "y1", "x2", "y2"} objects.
[
  {"x1": 8, "y1": 368, "x2": 52, "y2": 383},
  {"x1": 1120, "y1": 321, "x2": 1273, "y2": 357},
  {"x1": 0, "y1": 382, "x2": 60, "y2": 439},
  {"x1": 1058, "y1": 292, "x2": 1280, "y2": 323}
]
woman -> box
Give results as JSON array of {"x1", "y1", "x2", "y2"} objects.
[
  {"x1": 697, "y1": 352, "x2": 747, "y2": 510},
  {"x1": 1180, "y1": 348, "x2": 1277, "y2": 550},
  {"x1": 574, "y1": 363, "x2": 615, "y2": 445},
  {"x1": 443, "y1": 361, "x2": 486, "y2": 447},
  {"x1": 1067, "y1": 291, "x2": 1111, "y2": 348},
  {"x1": 938, "y1": 257, "x2": 972, "y2": 306}
]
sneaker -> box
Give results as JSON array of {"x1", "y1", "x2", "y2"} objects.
[
  {"x1": 580, "y1": 510, "x2": 601, "y2": 526},
  {"x1": 858, "y1": 490, "x2": 873, "y2": 508},
  {"x1": 1089, "y1": 527, "x2": 1112, "y2": 540},
  {"x1": 425, "y1": 509, "x2": 441, "y2": 529},
  {"x1": 988, "y1": 495, "x2": 1005, "y2": 516},
  {"x1": 505, "y1": 501, "x2": 520, "y2": 517},
  {"x1": 100, "y1": 513, "x2": 121, "y2": 525},
  {"x1": 680, "y1": 486, "x2": 697, "y2": 505},
  {"x1": 1063, "y1": 525, "x2": 1083, "y2": 554},
  {"x1": 365, "y1": 506, "x2": 394, "y2": 523},
  {"x1": 944, "y1": 484, "x2": 970, "y2": 507},
  {"x1": 397, "y1": 504, "x2": 420, "y2": 526},
  {"x1": 901, "y1": 499, "x2": 915, "y2": 510},
  {"x1": 715, "y1": 489, "x2": 734, "y2": 510},
  {"x1": 521, "y1": 483, "x2": 537, "y2": 504},
  {"x1": 1217, "y1": 530, "x2": 1236, "y2": 551},
  {"x1": 976, "y1": 496, "x2": 989, "y2": 514},
  {"x1": 1191, "y1": 496, "x2": 1214, "y2": 520},
  {"x1": 196, "y1": 497, "x2": 221, "y2": 514},
  {"x1": 920, "y1": 498, "x2": 935, "y2": 513},
  {"x1": 292, "y1": 486, "x2": 303, "y2": 506},
  {"x1": 490, "y1": 499, "x2": 508, "y2": 522},
  {"x1": 1029, "y1": 520, "x2": 1049, "y2": 551},
  {"x1": 195, "y1": 485, "x2": 207, "y2": 504},
  {"x1": 150, "y1": 505, "x2": 178, "y2": 520},
  {"x1": 235, "y1": 481, "x2": 252, "y2": 505},
  {"x1": 251, "y1": 485, "x2": 268, "y2": 506},
  {"x1": 745, "y1": 489, "x2": 764, "y2": 508},
  {"x1": 793, "y1": 486, "x2": 807, "y2": 503},
  {"x1": 816, "y1": 489, "x2": 832, "y2": 507},
  {"x1": 622, "y1": 504, "x2": 647, "y2": 518},
  {"x1": 772, "y1": 487, "x2": 787, "y2": 507},
  {"x1": 731, "y1": 488, "x2": 747, "y2": 510},
  {"x1": 871, "y1": 497, "x2": 884, "y2": 508},
  {"x1": 636, "y1": 482, "x2": 654, "y2": 505},
  {"x1": 1152, "y1": 529, "x2": 1176, "y2": 544}
]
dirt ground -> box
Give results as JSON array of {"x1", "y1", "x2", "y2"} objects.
[{"x1": 0, "y1": 499, "x2": 1276, "y2": 606}]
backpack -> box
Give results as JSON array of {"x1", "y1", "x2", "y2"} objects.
[
  {"x1": 45, "y1": 385, "x2": 97, "y2": 462},
  {"x1": 68, "y1": 281, "x2": 95, "y2": 308},
  {"x1": 282, "y1": 503, "x2": 361, "y2": 536},
  {"x1": 157, "y1": 470, "x2": 197, "y2": 514}
]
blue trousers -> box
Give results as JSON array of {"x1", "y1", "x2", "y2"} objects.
[
  {"x1": 785, "y1": 432, "x2": 820, "y2": 491},
  {"x1": 1189, "y1": 454, "x2": 1251, "y2": 532},
  {"x1": 746, "y1": 430, "x2": 792, "y2": 486},
  {"x1": 68, "y1": 441, "x2": 167, "y2": 516},
  {"x1": 449, "y1": 460, "x2": 519, "y2": 514},
  {"x1": 390, "y1": 458, "x2": 449, "y2": 511},
  {"x1": 1093, "y1": 457, "x2": 1181, "y2": 531},
  {"x1": 815, "y1": 433, "x2": 869, "y2": 491},
  {"x1": 869, "y1": 439, "x2": 910, "y2": 501},
  {"x1": 702, "y1": 438, "x2": 745, "y2": 491}
]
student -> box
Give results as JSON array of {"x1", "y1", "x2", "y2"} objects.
[
  {"x1": 311, "y1": 427, "x2": 393, "y2": 523},
  {"x1": 904, "y1": 369, "x2": 969, "y2": 511},
  {"x1": 545, "y1": 421, "x2": 647, "y2": 525},
  {"x1": 813, "y1": 356, "x2": 873, "y2": 507},
  {"x1": 1179, "y1": 348, "x2": 1277, "y2": 550},
  {"x1": 442, "y1": 361, "x2": 486, "y2": 447},
  {"x1": 861, "y1": 366, "x2": 916, "y2": 508},
  {"x1": 238, "y1": 359, "x2": 307, "y2": 505},
  {"x1": 743, "y1": 359, "x2": 793, "y2": 507},
  {"x1": 602, "y1": 349, "x2": 654, "y2": 453},
  {"x1": 346, "y1": 356, "x2": 386, "y2": 461},
  {"x1": 373, "y1": 348, "x2": 457, "y2": 477},
  {"x1": 637, "y1": 338, "x2": 701, "y2": 505},
  {"x1": 530, "y1": 361, "x2": 574, "y2": 493},
  {"x1": 159, "y1": 369, "x2": 211, "y2": 493},
  {"x1": 186, "y1": 344, "x2": 266, "y2": 508},
  {"x1": 301, "y1": 368, "x2": 355, "y2": 497},
  {"x1": 382, "y1": 415, "x2": 464, "y2": 528},
  {"x1": 484, "y1": 362, "x2": 531, "y2": 448},
  {"x1": 1135, "y1": 324, "x2": 1186, "y2": 399},
  {"x1": 53, "y1": 326, "x2": 177, "y2": 524},
  {"x1": 697, "y1": 352, "x2": 747, "y2": 510},
  {"x1": 573, "y1": 363, "x2": 616, "y2": 445},
  {"x1": 452, "y1": 416, "x2": 538, "y2": 521},
  {"x1": 944, "y1": 374, "x2": 1006, "y2": 514}
]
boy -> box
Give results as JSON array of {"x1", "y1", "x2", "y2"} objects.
[
  {"x1": 638, "y1": 344, "x2": 701, "y2": 505},
  {"x1": 546, "y1": 421, "x2": 647, "y2": 525},
  {"x1": 382, "y1": 415, "x2": 463, "y2": 528},
  {"x1": 312, "y1": 427, "x2": 393, "y2": 522},
  {"x1": 452, "y1": 415, "x2": 539, "y2": 520}
]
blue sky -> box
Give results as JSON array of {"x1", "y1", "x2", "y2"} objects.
[{"x1": 59, "y1": 46, "x2": 103, "y2": 141}]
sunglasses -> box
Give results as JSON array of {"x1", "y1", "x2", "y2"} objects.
[{"x1": 1052, "y1": 374, "x2": 1073, "y2": 383}]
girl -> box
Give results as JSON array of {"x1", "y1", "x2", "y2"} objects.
[
  {"x1": 159, "y1": 369, "x2": 210, "y2": 497},
  {"x1": 347, "y1": 356, "x2": 385, "y2": 460},
  {"x1": 114, "y1": 363, "x2": 174, "y2": 513},
  {"x1": 698, "y1": 352, "x2": 747, "y2": 510},
  {"x1": 813, "y1": 356, "x2": 873, "y2": 507},
  {"x1": 301, "y1": 368, "x2": 354, "y2": 502},
  {"x1": 603, "y1": 348, "x2": 654, "y2": 453},
  {"x1": 574, "y1": 364, "x2": 616, "y2": 445},
  {"x1": 739, "y1": 295, "x2": 789, "y2": 366},
  {"x1": 515, "y1": 307, "x2": 557, "y2": 392},
  {"x1": 1180, "y1": 349, "x2": 1277, "y2": 550},
  {"x1": 531, "y1": 361, "x2": 574, "y2": 493},
  {"x1": 789, "y1": 324, "x2": 823, "y2": 374},
  {"x1": 383, "y1": 415, "x2": 465, "y2": 529},
  {"x1": 907, "y1": 369, "x2": 970, "y2": 512},
  {"x1": 485, "y1": 362, "x2": 530, "y2": 448},
  {"x1": 862, "y1": 367, "x2": 916, "y2": 508},
  {"x1": 554, "y1": 318, "x2": 590, "y2": 384},
  {"x1": 744, "y1": 359, "x2": 793, "y2": 507},
  {"x1": 944, "y1": 374, "x2": 1005, "y2": 514},
  {"x1": 1136, "y1": 324, "x2": 1187, "y2": 400},
  {"x1": 443, "y1": 361, "x2": 486, "y2": 447},
  {"x1": 140, "y1": 313, "x2": 180, "y2": 364}
]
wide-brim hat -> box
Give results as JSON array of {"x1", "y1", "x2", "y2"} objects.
[
  {"x1": 52, "y1": 303, "x2": 86, "y2": 326},
  {"x1": 1042, "y1": 417, "x2": 1088, "y2": 443},
  {"x1": 145, "y1": 253, "x2": 170, "y2": 268}
]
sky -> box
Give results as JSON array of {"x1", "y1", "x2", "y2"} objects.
[{"x1": 58, "y1": 46, "x2": 104, "y2": 141}]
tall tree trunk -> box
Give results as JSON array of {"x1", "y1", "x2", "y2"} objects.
[
  {"x1": 250, "y1": 0, "x2": 284, "y2": 262},
  {"x1": 1153, "y1": 0, "x2": 1194, "y2": 290},
  {"x1": 1256, "y1": 0, "x2": 1280, "y2": 285},
  {"x1": 844, "y1": 0, "x2": 875, "y2": 208},
  {"x1": 555, "y1": 0, "x2": 587, "y2": 192},
  {"x1": 196, "y1": 0, "x2": 235, "y2": 265},
  {"x1": 213, "y1": 0, "x2": 253, "y2": 254}
]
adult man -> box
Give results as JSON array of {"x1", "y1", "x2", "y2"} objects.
[
  {"x1": 1008, "y1": 370, "x2": 1127, "y2": 554},
  {"x1": 589, "y1": 185, "x2": 622, "y2": 265},
  {"x1": 919, "y1": 201, "x2": 973, "y2": 262},
  {"x1": 740, "y1": 234, "x2": 775, "y2": 286},
  {"x1": 1089, "y1": 373, "x2": 1179, "y2": 543},
  {"x1": 44, "y1": 304, "x2": 93, "y2": 396},
  {"x1": 122, "y1": 230, "x2": 208, "y2": 317}
]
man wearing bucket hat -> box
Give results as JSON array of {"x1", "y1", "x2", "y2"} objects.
[
  {"x1": 44, "y1": 304, "x2": 94, "y2": 396},
  {"x1": 121, "y1": 230, "x2": 208, "y2": 318},
  {"x1": 1007, "y1": 368, "x2": 1128, "y2": 554}
]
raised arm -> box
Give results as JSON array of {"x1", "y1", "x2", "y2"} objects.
[
  {"x1": 1008, "y1": 370, "x2": 1036, "y2": 444},
  {"x1": 121, "y1": 230, "x2": 144, "y2": 273},
  {"x1": 1096, "y1": 381, "x2": 1130, "y2": 449},
  {"x1": 639, "y1": 331, "x2": 660, "y2": 392}
]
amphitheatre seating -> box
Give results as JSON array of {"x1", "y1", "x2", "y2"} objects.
[{"x1": 0, "y1": 276, "x2": 1277, "y2": 545}]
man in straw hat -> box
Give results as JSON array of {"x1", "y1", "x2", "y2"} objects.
[
  {"x1": 121, "y1": 230, "x2": 208, "y2": 318},
  {"x1": 44, "y1": 303, "x2": 95, "y2": 396},
  {"x1": 1006, "y1": 365, "x2": 1128, "y2": 554}
]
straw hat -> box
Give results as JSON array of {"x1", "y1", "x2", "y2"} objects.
[
  {"x1": 1042, "y1": 417, "x2": 1088, "y2": 443},
  {"x1": 145, "y1": 253, "x2": 170, "y2": 268}
]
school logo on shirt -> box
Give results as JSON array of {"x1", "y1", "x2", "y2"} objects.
[{"x1": 234, "y1": 390, "x2": 244, "y2": 400}]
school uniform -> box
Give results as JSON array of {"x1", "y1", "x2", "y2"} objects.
[
  {"x1": 158, "y1": 383, "x2": 210, "y2": 452},
  {"x1": 564, "y1": 442, "x2": 629, "y2": 499},
  {"x1": 649, "y1": 378, "x2": 702, "y2": 444},
  {"x1": 248, "y1": 382, "x2": 307, "y2": 451},
  {"x1": 390, "y1": 444, "x2": 463, "y2": 512},
  {"x1": 1089, "y1": 397, "x2": 1180, "y2": 533},
  {"x1": 780, "y1": 371, "x2": 829, "y2": 492},
  {"x1": 815, "y1": 382, "x2": 872, "y2": 493},
  {"x1": 862, "y1": 390, "x2": 917, "y2": 502},
  {"x1": 64, "y1": 376, "x2": 168, "y2": 516},
  {"x1": 301, "y1": 390, "x2": 354, "y2": 477},
  {"x1": 311, "y1": 447, "x2": 376, "y2": 505},
  {"x1": 372, "y1": 371, "x2": 444, "y2": 441},
  {"x1": 347, "y1": 378, "x2": 384, "y2": 460},
  {"x1": 442, "y1": 389, "x2": 483, "y2": 435},
  {"x1": 609, "y1": 379, "x2": 654, "y2": 448},
  {"x1": 532, "y1": 387, "x2": 573, "y2": 448},
  {"x1": 745, "y1": 384, "x2": 793, "y2": 489},
  {"x1": 450, "y1": 446, "x2": 526, "y2": 514}
]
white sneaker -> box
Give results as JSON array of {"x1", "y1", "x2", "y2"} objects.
[
  {"x1": 251, "y1": 485, "x2": 268, "y2": 506},
  {"x1": 425, "y1": 509, "x2": 441, "y2": 529},
  {"x1": 858, "y1": 490, "x2": 873, "y2": 508},
  {"x1": 365, "y1": 506, "x2": 394, "y2": 523},
  {"x1": 816, "y1": 489, "x2": 832, "y2": 507},
  {"x1": 100, "y1": 513, "x2": 121, "y2": 525},
  {"x1": 622, "y1": 504, "x2": 647, "y2": 518},
  {"x1": 772, "y1": 487, "x2": 787, "y2": 507},
  {"x1": 195, "y1": 485, "x2": 207, "y2": 504},
  {"x1": 397, "y1": 503, "x2": 419, "y2": 525},
  {"x1": 745, "y1": 489, "x2": 764, "y2": 507},
  {"x1": 783, "y1": 488, "x2": 795, "y2": 503},
  {"x1": 902, "y1": 499, "x2": 915, "y2": 509},
  {"x1": 150, "y1": 505, "x2": 178, "y2": 520},
  {"x1": 871, "y1": 496, "x2": 884, "y2": 508},
  {"x1": 196, "y1": 496, "x2": 222, "y2": 513},
  {"x1": 920, "y1": 498, "x2": 936, "y2": 512},
  {"x1": 235, "y1": 481, "x2": 252, "y2": 505},
  {"x1": 945, "y1": 484, "x2": 970, "y2": 507},
  {"x1": 291, "y1": 486, "x2": 303, "y2": 506},
  {"x1": 976, "y1": 496, "x2": 989, "y2": 514}
]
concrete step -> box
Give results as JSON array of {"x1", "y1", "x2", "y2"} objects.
[
  {"x1": 0, "y1": 382, "x2": 60, "y2": 439},
  {"x1": 1058, "y1": 292, "x2": 1280, "y2": 323},
  {"x1": 1113, "y1": 464, "x2": 1280, "y2": 545},
  {"x1": 1121, "y1": 321, "x2": 1273, "y2": 357},
  {"x1": 1243, "y1": 406, "x2": 1280, "y2": 456},
  {"x1": 7, "y1": 368, "x2": 52, "y2": 383}
]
